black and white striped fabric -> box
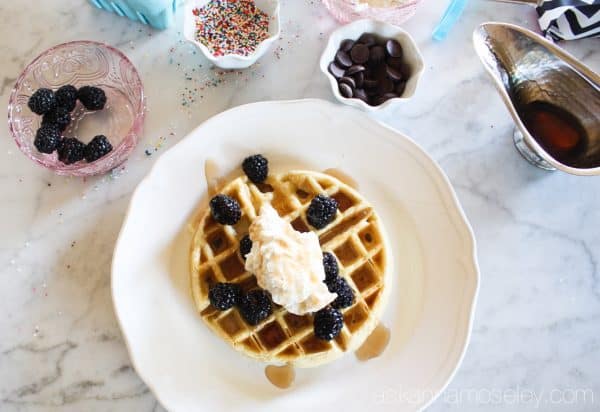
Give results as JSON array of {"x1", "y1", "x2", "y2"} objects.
[{"x1": 536, "y1": 0, "x2": 600, "y2": 40}]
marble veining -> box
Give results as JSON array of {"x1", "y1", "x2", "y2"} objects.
[{"x1": 0, "y1": 0, "x2": 598, "y2": 411}]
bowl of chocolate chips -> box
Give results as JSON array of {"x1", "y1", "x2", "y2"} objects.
[{"x1": 320, "y1": 19, "x2": 424, "y2": 111}]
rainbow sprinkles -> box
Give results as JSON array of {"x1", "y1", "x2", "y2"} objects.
[{"x1": 193, "y1": 0, "x2": 271, "y2": 57}]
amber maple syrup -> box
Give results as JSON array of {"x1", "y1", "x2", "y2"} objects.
[
  {"x1": 355, "y1": 323, "x2": 391, "y2": 361},
  {"x1": 520, "y1": 102, "x2": 587, "y2": 164},
  {"x1": 265, "y1": 364, "x2": 295, "y2": 389},
  {"x1": 204, "y1": 158, "x2": 221, "y2": 196}
]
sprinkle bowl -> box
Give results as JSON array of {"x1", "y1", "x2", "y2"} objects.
[
  {"x1": 183, "y1": 0, "x2": 281, "y2": 70},
  {"x1": 8, "y1": 41, "x2": 144, "y2": 177},
  {"x1": 320, "y1": 19, "x2": 425, "y2": 113}
]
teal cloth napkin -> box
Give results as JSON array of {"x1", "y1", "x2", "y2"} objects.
[{"x1": 88, "y1": 0, "x2": 180, "y2": 30}]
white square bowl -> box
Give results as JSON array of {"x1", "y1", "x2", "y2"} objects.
[{"x1": 320, "y1": 19, "x2": 425, "y2": 112}]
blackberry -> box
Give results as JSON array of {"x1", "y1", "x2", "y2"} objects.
[
  {"x1": 307, "y1": 195, "x2": 338, "y2": 229},
  {"x1": 242, "y1": 154, "x2": 268, "y2": 184},
  {"x1": 28, "y1": 88, "x2": 56, "y2": 115},
  {"x1": 314, "y1": 306, "x2": 343, "y2": 340},
  {"x1": 42, "y1": 106, "x2": 72, "y2": 131},
  {"x1": 239, "y1": 289, "x2": 272, "y2": 325},
  {"x1": 34, "y1": 124, "x2": 61, "y2": 154},
  {"x1": 239, "y1": 235, "x2": 252, "y2": 260},
  {"x1": 57, "y1": 137, "x2": 85, "y2": 164},
  {"x1": 327, "y1": 277, "x2": 355, "y2": 309},
  {"x1": 210, "y1": 194, "x2": 242, "y2": 225},
  {"x1": 209, "y1": 282, "x2": 241, "y2": 310},
  {"x1": 322, "y1": 252, "x2": 339, "y2": 284},
  {"x1": 55, "y1": 85, "x2": 78, "y2": 112},
  {"x1": 84, "y1": 135, "x2": 113, "y2": 162},
  {"x1": 78, "y1": 86, "x2": 106, "y2": 110}
]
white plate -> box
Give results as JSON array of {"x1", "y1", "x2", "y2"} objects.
[{"x1": 112, "y1": 99, "x2": 479, "y2": 412}]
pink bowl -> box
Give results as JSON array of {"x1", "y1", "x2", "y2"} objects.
[
  {"x1": 321, "y1": 0, "x2": 422, "y2": 25},
  {"x1": 8, "y1": 41, "x2": 144, "y2": 176}
]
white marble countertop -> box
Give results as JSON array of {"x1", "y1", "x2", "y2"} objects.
[{"x1": 1, "y1": 1, "x2": 599, "y2": 411}]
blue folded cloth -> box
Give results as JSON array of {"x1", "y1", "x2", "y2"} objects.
[
  {"x1": 432, "y1": 0, "x2": 468, "y2": 41},
  {"x1": 88, "y1": 0, "x2": 179, "y2": 30}
]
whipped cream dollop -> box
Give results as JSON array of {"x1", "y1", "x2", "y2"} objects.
[{"x1": 245, "y1": 204, "x2": 337, "y2": 315}]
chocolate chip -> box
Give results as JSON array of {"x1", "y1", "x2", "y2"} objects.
[
  {"x1": 385, "y1": 65, "x2": 404, "y2": 81},
  {"x1": 364, "y1": 79, "x2": 378, "y2": 90},
  {"x1": 370, "y1": 96, "x2": 385, "y2": 106},
  {"x1": 354, "y1": 88, "x2": 368, "y2": 102},
  {"x1": 345, "y1": 64, "x2": 365, "y2": 76},
  {"x1": 339, "y1": 83, "x2": 354, "y2": 98},
  {"x1": 350, "y1": 44, "x2": 369, "y2": 64},
  {"x1": 395, "y1": 81, "x2": 407, "y2": 96},
  {"x1": 399, "y1": 63, "x2": 412, "y2": 79},
  {"x1": 374, "y1": 64, "x2": 388, "y2": 80},
  {"x1": 385, "y1": 39, "x2": 403, "y2": 58},
  {"x1": 328, "y1": 62, "x2": 345, "y2": 79},
  {"x1": 371, "y1": 93, "x2": 396, "y2": 107},
  {"x1": 339, "y1": 76, "x2": 356, "y2": 89},
  {"x1": 365, "y1": 85, "x2": 379, "y2": 97},
  {"x1": 354, "y1": 71, "x2": 364, "y2": 88},
  {"x1": 369, "y1": 46, "x2": 385, "y2": 65},
  {"x1": 378, "y1": 77, "x2": 394, "y2": 94},
  {"x1": 335, "y1": 50, "x2": 352, "y2": 68},
  {"x1": 387, "y1": 56, "x2": 403, "y2": 69},
  {"x1": 340, "y1": 39, "x2": 355, "y2": 52},
  {"x1": 357, "y1": 33, "x2": 377, "y2": 47},
  {"x1": 375, "y1": 62, "x2": 389, "y2": 78}
]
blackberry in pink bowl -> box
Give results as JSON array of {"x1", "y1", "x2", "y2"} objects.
[
  {"x1": 8, "y1": 41, "x2": 144, "y2": 176},
  {"x1": 25, "y1": 84, "x2": 115, "y2": 166}
]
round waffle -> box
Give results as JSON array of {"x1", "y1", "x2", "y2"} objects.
[{"x1": 189, "y1": 170, "x2": 391, "y2": 367}]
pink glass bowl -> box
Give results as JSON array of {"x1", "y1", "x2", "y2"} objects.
[
  {"x1": 8, "y1": 41, "x2": 144, "y2": 176},
  {"x1": 321, "y1": 0, "x2": 423, "y2": 25}
]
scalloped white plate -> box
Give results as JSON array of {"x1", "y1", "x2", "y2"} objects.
[{"x1": 112, "y1": 99, "x2": 479, "y2": 412}]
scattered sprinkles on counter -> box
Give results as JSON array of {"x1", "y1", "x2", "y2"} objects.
[
  {"x1": 168, "y1": 39, "x2": 265, "y2": 112},
  {"x1": 143, "y1": 127, "x2": 177, "y2": 158},
  {"x1": 167, "y1": 5, "x2": 322, "y2": 115},
  {"x1": 193, "y1": 0, "x2": 270, "y2": 57},
  {"x1": 144, "y1": 134, "x2": 169, "y2": 157}
]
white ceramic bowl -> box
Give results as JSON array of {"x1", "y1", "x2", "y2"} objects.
[
  {"x1": 112, "y1": 99, "x2": 479, "y2": 412},
  {"x1": 183, "y1": 0, "x2": 280, "y2": 69},
  {"x1": 320, "y1": 19, "x2": 425, "y2": 112}
]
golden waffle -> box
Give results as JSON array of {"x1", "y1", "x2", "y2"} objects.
[{"x1": 189, "y1": 170, "x2": 391, "y2": 367}]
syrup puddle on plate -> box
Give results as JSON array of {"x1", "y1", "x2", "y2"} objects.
[
  {"x1": 355, "y1": 323, "x2": 391, "y2": 361},
  {"x1": 205, "y1": 158, "x2": 222, "y2": 196},
  {"x1": 265, "y1": 364, "x2": 295, "y2": 389},
  {"x1": 204, "y1": 158, "x2": 246, "y2": 196},
  {"x1": 323, "y1": 168, "x2": 359, "y2": 190}
]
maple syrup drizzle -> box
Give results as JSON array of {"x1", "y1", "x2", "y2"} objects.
[
  {"x1": 323, "y1": 168, "x2": 359, "y2": 190},
  {"x1": 204, "y1": 158, "x2": 221, "y2": 196},
  {"x1": 355, "y1": 323, "x2": 390, "y2": 361},
  {"x1": 265, "y1": 364, "x2": 295, "y2": 389}
]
